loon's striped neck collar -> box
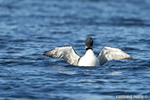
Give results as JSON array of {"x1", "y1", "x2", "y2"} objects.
[{"x1": 86, "y1": 48, "x2": 93, "y2": 51}]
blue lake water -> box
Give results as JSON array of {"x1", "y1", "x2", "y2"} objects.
[{"x1": 0, "y1": 0, "x2": 150, "y2": 100}]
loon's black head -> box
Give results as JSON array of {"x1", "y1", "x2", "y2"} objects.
[{"x1": 85, "y1": 37, "x2": 93, "y2": 50}]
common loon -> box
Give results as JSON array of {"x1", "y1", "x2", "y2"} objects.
[{"x1": 43, "y1": 37, "x2": 132, "y2": 66}]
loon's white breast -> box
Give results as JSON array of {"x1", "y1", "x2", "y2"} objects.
[{"x1": 78, "y1": 49, "x2": 99, "y2": 66}]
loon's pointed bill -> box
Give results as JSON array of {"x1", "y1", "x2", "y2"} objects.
[{"x1": 43, "y1": 37, "x2": 132, "y2": 66}]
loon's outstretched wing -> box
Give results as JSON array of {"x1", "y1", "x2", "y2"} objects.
[
  {"x1": 98, "y1": 46, "x2": 132, "y2": 65},
  {"x1": 43, "y1": 46, "x2": 80, "y2": 65}
]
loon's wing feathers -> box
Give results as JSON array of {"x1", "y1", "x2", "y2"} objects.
[
  {"x1": 97, "y1": 46, "x2": 132, "y2": 65},
  {"x1": 43, "y1": 46, "x2": 80, "y2": 65}
]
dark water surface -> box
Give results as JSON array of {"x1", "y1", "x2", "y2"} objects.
[{"x1": 0, "y1": 0, "x2": 150, "y2": 100}]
